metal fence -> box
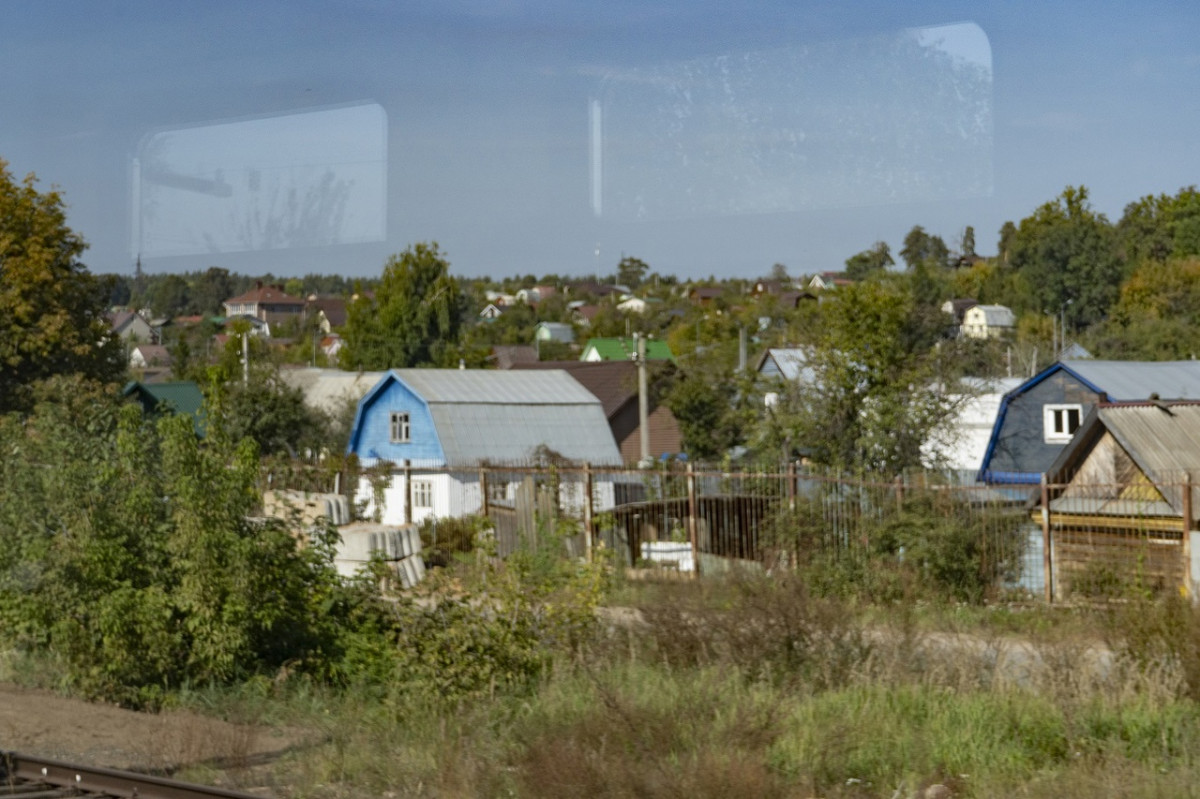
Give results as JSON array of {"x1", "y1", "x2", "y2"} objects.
[
  {"x1": 299, "y1": 460, "x2": 1031, "y2": 587},
  {"x1": 1039, "y1": 472, "x2": 1198, "y2": 601},
  {"x1": 265, "y1": 457, "x2": 1200, "y2": 600}
]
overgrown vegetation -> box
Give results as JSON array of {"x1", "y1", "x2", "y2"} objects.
[{"x1": 6, "y1": 388, "x2": 1200, "y2": 796}]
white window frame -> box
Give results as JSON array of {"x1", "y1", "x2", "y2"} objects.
[
  {"x1": 389, "y1": 411, "x2": 410, "y2": 443},
  {"x1": 1044, "y1": 404, "x2": 1083, "y2": 443},
  {"x1": 412, "y1": 479, "x2": 433, "y2": 509}
]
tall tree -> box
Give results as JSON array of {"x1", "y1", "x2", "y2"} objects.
[
  {"x1": 760, "y1": 277, "x2": 956, "y2": 473},
  {"x1": 616, "y1": 255, "x2": 650, "y2": 289},
  {"x1": 1008, "y1": 186, "x2": 1120, "y2": 328},
  {"x1": 189, "y1": 266, "x2": 234, "y2": 316},
  {"x1": 339, "y1": 242, "x2": 466, "y2": 370},
  {"x1": 1117, "y1": 186, "x2": 1200, "y2": 267},
  {"x1": 0, "y1": 159, "x2": 123, "y2": 412},
  {"x1": 900, "y1": 225, "x2": 950, "y2": 270},
  {"x1": 961, "y1": 225, "x2": 976, "y2": 259},
  {"x1": 844, "y1": 241, "x2": 894, "y2": 281}
]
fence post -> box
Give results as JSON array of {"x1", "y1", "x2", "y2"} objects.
[
  {"x1": 583, "y1": 462, "x2": 595, "y2": 563},
  {"x1": 1183, "y1": 474, "x2": 1193, "y2": 600},
  {"x1": 403, "y1": 459, "x2": 412, "y2": 526},
  {"x1": 480, "y1": 466, "x2": 490, "y2": 519},
  {"x1": 687, "y1": 462, "x2": 700, "y2": 577},
  {"x1": 1040, "y1": 473, "x2": 1053, "y2": 603},
  {"x1": 787, "y1": 460, "x2": 797, "y2": 513}
]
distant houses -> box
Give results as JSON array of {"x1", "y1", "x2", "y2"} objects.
[{"x1": 222, "y1": 283, "x2": 305, "y2": 325}]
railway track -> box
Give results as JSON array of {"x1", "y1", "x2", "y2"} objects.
[{"x1": 1, "y1": 751, "x2": 266, "y2": 799}]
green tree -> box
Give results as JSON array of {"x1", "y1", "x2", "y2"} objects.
[
  {"x1": 0, "y1": 388, "x2": 352, "y2": 706},
  {"x1": 900, "y1": 225, "x2": 950, "y2": 270},
  {"x1": 844, "y1": 241, "x2": 895, "y2": 281},
  {"x1": 1008, "y1": 186, "x2": 1121, "y2": 328},
  {"x1": 759, "y1": 278, "x2": 956, "y2": 473},
  {"x1": 0, "y1": 159, "x2": 123, "y2": 412},
  {"x1": 148, "y1": 273, "x2": 190, "y2": 317},
  {"x1": 1090, "y1": 257, "x2": 1200, "y2": 360},
  {"x1": 665, "y1": 369, "x2": 748, "y2": 461},
  {"x1": 997, "y1": 220, "x2": 1017, "y2": 266},
  {"x1": 339, "y1": 242, "x2": 466, "y2": 370},
  {"x1": 189, "y1": 266, "x2": 234, "y2": 316},
  {"x1": 1117, "y1": 186, "x2": 1200, "y2": 267},
  {"x1": 961, "y1": 225, "x2": 976, "y2": 259},
  {"x1": 616, "y1": 255, "x2": 650, "y2": 289}
]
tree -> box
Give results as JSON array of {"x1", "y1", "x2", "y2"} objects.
[
  {"x1": 339, "y1": 243, "x2": 466, "y2": 370},
  {"x1": 997, "y1": 221, "x2": 1017, "y2": 266},
  {"x1": 616, "y1": 255, "x2": 650, "y2": 289},
  {"x1": 1090, "y1": 256, "x2": 1200, "y2": 360},
  {"x1": 1008, "y1": 186, "x2": 1120, "y2": 328},
  {"x1": 961, "y1": 225, "x2": 976, "y2": 259},
  {"x1": 189, "y1": 266, "x2": 234, "y2": 316},
  {"x1": 1117, "y1": 186, "x2": 1200, "y2": 267},
  {"x1": 0, "y1": 159, "x2": 123, "y2": 412},
  {"x1": 899, "y1": 225, "x2": 949, "y2": 270},
  {"x1": 759, "y1": 278, "x2": 957, "y2": 474},
  {"x1": 844, "y1": 241, "x2": 894, "y2": 281},
  {"x1": 148, "y1": 273, "x2": 190, "y2": 317}
]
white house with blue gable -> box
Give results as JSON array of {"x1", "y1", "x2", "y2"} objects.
[{"x1": 347, "y1": 369, "x2": 622, "y2": 525}]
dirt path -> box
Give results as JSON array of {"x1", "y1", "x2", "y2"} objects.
[{"x1": 0, "y1": 682, "x2": 308, "y2": 773}]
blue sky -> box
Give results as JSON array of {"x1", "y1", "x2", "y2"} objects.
[{"x1": 3, "y1": 1, "x2": 1199, "y2": 280}]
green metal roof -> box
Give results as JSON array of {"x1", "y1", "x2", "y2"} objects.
[
  {"x1": 580, "y1": 337, "x2": 675, "y2": 363},
  {"x1": 122, "y1": 381, "x2": 207, "y2": 436}
]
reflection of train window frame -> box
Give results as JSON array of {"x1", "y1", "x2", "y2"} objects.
[
  {"x1": 590, "y1": 23, "x2": 993, "y2": 222},
  {"x1": 131, "y1": 101, "x2": 387, "y2": 258}
]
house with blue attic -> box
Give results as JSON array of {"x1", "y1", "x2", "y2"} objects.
[
  {"x1": 346, "y1": 369, "x2": 622, "y2": 526},
  {"x1": 979, "y1": 360, "x2": 1200, "y2": 486}
]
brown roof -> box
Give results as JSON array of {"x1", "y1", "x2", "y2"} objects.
[
  {"x1": 511, "y1": 360, "x2": 640, "y2": 419},
  {"x1": 306, "y1": 296, "x2": 348, "y2": 327},
  {"x1": 225, "y1": 284, "x2": 305, "y2": 306}
]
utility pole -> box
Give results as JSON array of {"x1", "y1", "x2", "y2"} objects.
[
  {"x1": 242, "y1": 331, "x2": 249, "y2": 386},
  {"x1": 637, "y1": 333, "x2": 650, "y2": 465}
]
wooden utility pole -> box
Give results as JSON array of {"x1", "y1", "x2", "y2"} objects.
[{"x1": 637, "y1": 334, "x2": 650, "y2": 464}]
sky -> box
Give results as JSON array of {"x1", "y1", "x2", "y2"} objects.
[{"x1": 2, "y1": 1, "x2": 1199, "y2": 281}]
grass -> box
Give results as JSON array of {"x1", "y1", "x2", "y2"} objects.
[
  {"x1": 151, "y1": 571, "x2": 1200, "y2": 797},
  {"x1": 16, "y1": 556, "x2": 1200, "y2": 797}
]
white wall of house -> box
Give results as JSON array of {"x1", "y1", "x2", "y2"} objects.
[{"x1": 357, "y1": 469, "x2": 616, "y2": 525}]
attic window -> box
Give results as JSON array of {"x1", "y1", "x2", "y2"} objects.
[
  {"x1": 390, "y1": 411, "x2": 410, "y2": 443},
  {"x1": 1044, "y1": 404, "x2": 1082, "y2": 443}
]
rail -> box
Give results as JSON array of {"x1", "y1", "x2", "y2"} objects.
[{"x1": 1, "y1": 750, "x2": 266, "y2": 799}]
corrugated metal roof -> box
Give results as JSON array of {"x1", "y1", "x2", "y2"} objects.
[
  {"x1": 1101, "y1": 403, "x2": 1200, "y2": 478},
  {"x1": 1065, "y1": 360, "x2": 1200, "y2": 400},
  {"x1": 759, "y1": 348, "x2": 816, "y2": 382},
  {"x1": 429, "y1": 403, "x2": 621, "y2": 465},
  {"x1": 1047, "y1": 403, "x2": 1200, "y2": 519},
  {"x1": 280, "y1": 367, "x2": 387, "y2": 414},
  {"x1": 393, "y1": 368, "x2": 600, "y2": 405}
]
